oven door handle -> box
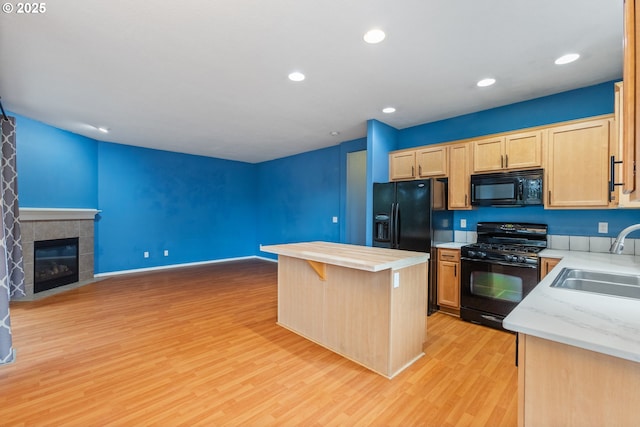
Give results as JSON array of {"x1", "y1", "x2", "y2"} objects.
[{"x1": 461, "y1": 257, "x2": 538, "y2": 269}]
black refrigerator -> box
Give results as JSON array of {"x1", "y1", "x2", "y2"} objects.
[{"x1": 372, "y1": 178, "x2": 453, "y2": 315}]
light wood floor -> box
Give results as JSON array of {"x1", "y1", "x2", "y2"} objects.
[{"x1": 2, "y1": 259, "x2": 517, "y2": 427}]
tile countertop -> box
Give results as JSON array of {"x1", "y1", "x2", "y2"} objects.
[{"x1": 503, "y1": 250, "x2": 640, "y2": 363}]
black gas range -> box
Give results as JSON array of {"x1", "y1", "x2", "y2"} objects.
[{"x1": 460, "y1": 222, "x2": 548, "y2": 331}]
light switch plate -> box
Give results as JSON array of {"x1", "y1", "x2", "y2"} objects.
[
  {"x1": 393, "y1": 272, "x2": 400, "y2": 288},
  {"x1": 598, "y1": 222, "x2": 608, "y2": 234},
  {"x1": 461, "y1": 219, "x2": 467, "y2": 228},
  {"x1": 332, "y1": 216, "x2": 338, "y2": 223}
]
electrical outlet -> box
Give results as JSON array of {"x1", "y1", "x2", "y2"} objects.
[
  {"x1": 164, "y1": 250, "x2": 169, "y2": 256},
  {"x1": 461, "y1": 219, "x2": 467, "y2": 229},
  {"x1": 598, "y1": 222, "x2": 608, "y2": 234},
  {"x1": 144, "y1": 251, "x2": 149, "y2": 258},
  {"x1": 332, "y1": 216, "x2": 338, "y2": 223},
  {"x1": 393, "y1": 272, "x2": 400, "y2": 288}
]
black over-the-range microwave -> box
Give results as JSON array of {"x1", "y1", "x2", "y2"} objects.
[{"x1": 470, "y1": 169, "x2": 543, "y2": 206}]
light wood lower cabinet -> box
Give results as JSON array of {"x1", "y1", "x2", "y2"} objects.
[
  {"x1": 518, "y1": 334, "x2": 640, "y2": 427},
  {"x1": 539, "y1": 257, "x2": 560, "y2": 280},
  {"x1": 437, "y1": 248, "x2": 460, "y2": 315}
]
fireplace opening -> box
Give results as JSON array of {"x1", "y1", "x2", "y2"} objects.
[{"x1": 34, "y1": 237, "x2": 79, "y2": 293}]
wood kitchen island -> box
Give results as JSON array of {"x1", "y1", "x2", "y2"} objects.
[{"x1": 260, "y1": 241, "x2": 429, "y2": 378}]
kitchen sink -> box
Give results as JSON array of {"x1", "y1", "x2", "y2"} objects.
[{"x1": 550, "y1": 268, "x2": 640, "y2": 300}]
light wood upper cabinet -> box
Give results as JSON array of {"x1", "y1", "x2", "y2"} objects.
[
  {"x1": 389, "y1": 151, "x2": 416, "y2": 181},
  {"x1": 473, "y1": 137, "x2": 504, "y2": 172},
  {"x1": 390, "y1": 147, "x2": 447, "y2": 181},
  {"x1": 545, "y1": 118, "x2": 612, "y2": 208},
  {"x1": 448, "y1": 143, "x2": 472, "y2": 209},
  {"x1": 613, "y1": 82, "x2": 640, "y2": 207},
  {"x1": 416, "y1": 146, "x2": 448, "y2": 177},
  {"x1": 505, "y1": 131, "x2": 543, "y2": 169},
  {"x1": 472, "y1": 131, "x2": 542, "y2": 173},
  {"x1": 622, "y1": 0, "x2": 639, "y2": 198}
]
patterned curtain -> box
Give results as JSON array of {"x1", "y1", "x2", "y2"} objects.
[{"x1": 0, "y1": 116, "x2": 24, "y2": 365}]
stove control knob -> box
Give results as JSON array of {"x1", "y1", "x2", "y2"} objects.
[
  {"x1": 478, "y1": 252, "x2": 487, "y2": 259},
  {"x1": 505, "y1": 255, "x2": 516, "y2": 262},
  {"x1": 517, "y1": 256, "x2": 526, "y2": 263},
  {"x1": 467, "y1": 250, "x2": 477, "y2": 257}
]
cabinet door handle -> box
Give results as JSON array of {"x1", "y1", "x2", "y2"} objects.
[
  {"x1": 505, "y1": 154, "x2": 509, "y2": 168},
  {"x1": 465, "y1": 194, "x2": 468, "y2": 206},
  {"x1": 454, "y1": 265, "x2": 457, "y2": 277},
  {"x1": 501, "y1": 155, "x2": 504, "y2": 168},
  {"x1": 419, "y1": 165, "x2": 422, "y2": 176},
  {"x1": 548, "y1": 190, "x2": 551, "y2": 205},
  {"x1": 412, "y1": 166, "x2": 415, "y2": 176},
  {"x1": 442, "y1": 254, "x2": 456, "y2": 259}
]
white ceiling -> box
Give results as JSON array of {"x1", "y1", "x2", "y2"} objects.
[{"x1": 0, "y1": 0, "x2": 623, "y2": 163}]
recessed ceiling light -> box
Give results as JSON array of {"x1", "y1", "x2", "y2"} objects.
[
  {"x1": 555, "y1": 53, "x2": 580, "y2": 65},
  {"x1": 330, "y1": 131, "x2": 340, "y2": 136},
  {"x1": 363, "y1": 29, "x2": 386, "y2": 44},
  {"x1": 382, "y1": 107, "x2": 396, "y2": 114},
  {"x1": 477, "y1": 78, "x2": 496, "y2": 87},
  {"x1": 288, "y1": 71, "x2": 305, "y2": 82},
  {"x1": 97, "y1": 126, "x2": 109, "y2": 133}
]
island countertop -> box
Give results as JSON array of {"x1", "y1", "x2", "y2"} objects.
[
  {"x1": 503, "y1": 250, "x2": 640, "y2": 363},
  {"x1": 260, "y1": 241, "x2": 428, "y2": 272}
]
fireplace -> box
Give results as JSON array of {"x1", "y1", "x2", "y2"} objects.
[{"x1": 34, "y1": 237, "x2": 80, "y2": 293}]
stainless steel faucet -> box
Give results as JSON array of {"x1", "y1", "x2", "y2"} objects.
[{"x1": 610, "y1": 224, "x2": 640, "y2": 254}]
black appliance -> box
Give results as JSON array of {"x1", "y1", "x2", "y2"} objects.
[
  {"x1": 460, "y1": 222, "x2": 547, "y2": 331},
  {"x1": 470, "y1": 169, "x2": 543, "y2": 207},
  {"x1": 373, "y1": 179, "x2": 453, "y2": 315}
]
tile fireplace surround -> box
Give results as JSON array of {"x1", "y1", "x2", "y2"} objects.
[{"x1": 17, "y1": 208, "x2": 100, "y2": 300}]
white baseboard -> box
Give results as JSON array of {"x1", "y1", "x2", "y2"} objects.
[{"x1": 95, "y1": 255, "x2": 277, "y2": 278}]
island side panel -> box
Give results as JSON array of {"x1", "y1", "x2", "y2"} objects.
[
  {"x1": 322, "y1": 265, "x2": 391, "y2": 376},
  {"x1": 388, "y1": 262, "x2": 427, "y2": 377},
  {"x1": 276, "y1": 255, "x2": 324, "y2": 342}
]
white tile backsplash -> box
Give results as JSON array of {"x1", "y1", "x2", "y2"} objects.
[
  {"x1": 622, "y1": 238, "x2": 637, "y2": 256},
  {"x1": 545, "y1": 235, "x2": 640, "y2": 256},
  {"x1": 454, "y1": 230, "x2": 467, "y2": 243},
  {"x1": 589, "y1": 236, "x2": 611, "y2": 253},
  {"x1": 569, "y1": 236, "x2": 590, "y2": 252},
  {"x1": 549, "y1": 235, "x2": 570, "y2": 250}
]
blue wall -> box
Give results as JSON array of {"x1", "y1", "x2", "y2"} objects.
[
  {"x1": 388, "y1": 80, "x2": 640, "y2": 237},
  {"x1": 12, "y1": 79, "x2": 640, "y2": 275},
  {"x1": 96, "y1": 143, "x2": 257, "y2": 273},
  {"x1": 256, "y1": 145, "x2": 342, "y2": 259},
  {"x1": 15, "y1": 114, "x2": 98, "y2": 208},
  {"x1": 456, "y1": 207, "x2": 640, "y2": 238},
  {"x1": 365, "y1": 119, "x2": 399, "y2": 245},
  {"x1": 398, "y1": 81, "x2": 616, "y2": 149}
]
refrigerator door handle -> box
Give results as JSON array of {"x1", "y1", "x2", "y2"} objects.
[
  {"x1": 393, "y1": 202, "x2": 400, "y2": 248},
  {"x1": 388, "y1": 203, "x2": 395, "y2": 248}
]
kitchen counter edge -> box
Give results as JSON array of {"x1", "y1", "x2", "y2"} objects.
[
  {"x1": 260, "y1": 241, "x2": 429, "y2": 273},
  {"x1": 504, "y1": 250, "x2": 640, "y2": 363}
]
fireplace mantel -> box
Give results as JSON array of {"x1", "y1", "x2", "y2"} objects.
[{"x1": 19, "y1": 208, "x2": 101, "y2": 221}]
